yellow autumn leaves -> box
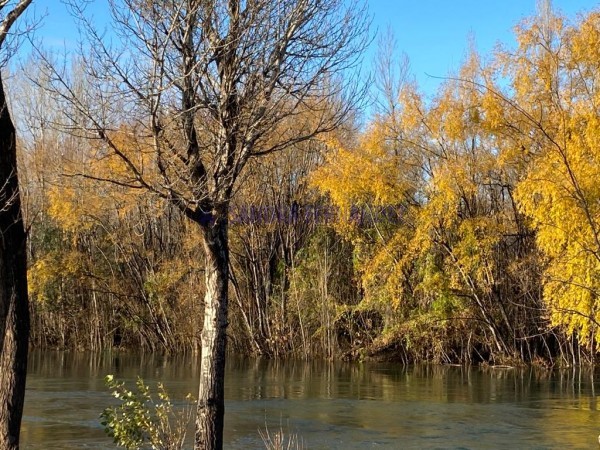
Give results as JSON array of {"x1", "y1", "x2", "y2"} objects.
[{"x1": 313, "y1": 6, "x2": 600, "y2": 350}]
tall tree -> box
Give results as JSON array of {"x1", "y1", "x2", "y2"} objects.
[
  {"x1": 42, "y1": 0, "x2": 368, "y2": 448},
  {"x1": 0, "y1": 1, "x2": 33, "y2": 448},
  {"x1": 500, "y1": 5, "x2": 600, "y2": 352}
]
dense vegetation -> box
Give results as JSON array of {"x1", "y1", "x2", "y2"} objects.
[{"x1": 13, "y1": 4, "x2": 600, "y2": 367}]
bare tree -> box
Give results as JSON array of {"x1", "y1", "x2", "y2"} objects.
[
  {"x1": 41, "y1": 0, "x2": 368, "y2": 447},
  {"x1": 0, "y1": 1, "x2": 33, "y2": 448}
]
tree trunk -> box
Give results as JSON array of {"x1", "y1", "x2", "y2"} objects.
[
  {"x1": 195, "y1": 214, "x2": 229, "y2": 450},
  {"x1": 0, "y1": 285, "x2": 29, "y2": 450},
  {"x1": 0, "y1": 72, "x2": 30, "y2": 449}
]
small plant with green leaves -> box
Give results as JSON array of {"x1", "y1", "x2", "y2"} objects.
[{"x1": 100, "y1": 375, "x2": 194, "y2": 450}]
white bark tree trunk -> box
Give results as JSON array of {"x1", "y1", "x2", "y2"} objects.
[{"x1": 195, "y1": 214, "x2": 229, "y2": 450}]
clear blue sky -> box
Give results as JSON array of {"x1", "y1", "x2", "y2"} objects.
[
  {"x1": 26, "y1": 0, "x2": 599, "y2": 96},
  {"x1": 366, "y1": 0, "x2": 598, "y2": 95}
]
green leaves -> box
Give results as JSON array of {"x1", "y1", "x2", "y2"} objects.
[{"x1": 100, "y1": 375, "x2": 194, "y2": 450}]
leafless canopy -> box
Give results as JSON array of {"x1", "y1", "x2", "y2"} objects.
[
  {"x1": 0, "y1": 0, "x2": 33, "y2": 66},
  {"x1": 42, "y1": 0, "x2": 369, "y2": 220}
]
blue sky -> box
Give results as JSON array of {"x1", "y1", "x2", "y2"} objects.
[
  {"x1": 26, "y1": 0, "x2": 599, "y2": 96},
  {"x1": 367, "y1": 0, "x2": 598, "y2": 95}
]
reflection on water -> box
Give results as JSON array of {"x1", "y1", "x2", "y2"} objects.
[{"x1": 21, "y1": 351, "x2": 600, "y2": 449}]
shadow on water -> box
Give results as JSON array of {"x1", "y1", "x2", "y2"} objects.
[{"x1": 20, "y1": 351, "x2": 600, "y2": 449}]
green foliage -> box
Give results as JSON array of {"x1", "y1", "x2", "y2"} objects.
[{"x1": 100, "y1": 375, "x2": 194, "y2": 450}]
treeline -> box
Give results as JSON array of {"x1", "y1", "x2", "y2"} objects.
[{"x1": 13, "y1": 5, "x2": 600, "y2": 365}]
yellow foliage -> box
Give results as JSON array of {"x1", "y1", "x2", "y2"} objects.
[
  {"x1": 507, "y1": 7, "x2": 600, "y2": 346},
  {"x1": 313, "y1": 56, "x2": 514, "y2": 319},
  {"x1": 29, "y1": 250, "x2": 87, "y2": 303},
  {"x1": 47, "y1": 127, "x2": 155, "y2": 234}
]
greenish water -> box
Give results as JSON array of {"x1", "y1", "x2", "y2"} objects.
[{"x1": 20, "y1": 351, "x2": 600, "y2": 449}]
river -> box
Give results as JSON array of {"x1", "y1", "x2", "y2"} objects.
[{"x1": 19, "y1": 351, "x2": 600, "y2": 449}]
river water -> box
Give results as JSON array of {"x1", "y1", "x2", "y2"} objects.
[{"x1": 20, "y1": 351, "x2": 600, "y2": 449}]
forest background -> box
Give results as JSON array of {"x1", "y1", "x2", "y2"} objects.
[{"x1": 9, "y1": 0, "x2": 600, "y2": 367}]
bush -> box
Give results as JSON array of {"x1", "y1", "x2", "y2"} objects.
[{"x1": 100, "y1": 375, "x2": 194, "y2": 450}]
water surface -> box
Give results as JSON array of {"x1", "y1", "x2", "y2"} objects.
[{"x1": 21, "y1": 351, "x2": 600, "y2": 449}]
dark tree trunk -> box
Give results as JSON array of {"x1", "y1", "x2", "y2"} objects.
[
  {"x1": 0, "y1": 72, "x2": 30, "y2": 449},
  {"x1": 195, "y1": 213, "x2": 229, "y2": 450},
  {"x1": 0, "y1": 285, "x2": 29, "y2": 450}
]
